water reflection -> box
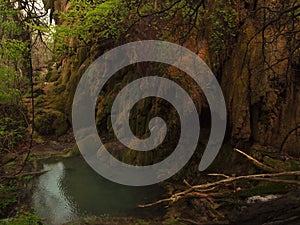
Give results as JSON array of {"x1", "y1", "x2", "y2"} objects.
[{"x1": 31, "y1": 157, "x2": 163, "y2": 225}]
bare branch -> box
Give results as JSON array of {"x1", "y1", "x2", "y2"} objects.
[{"x1": 139, "y1": 170, "x2": 300, "y2": 207}]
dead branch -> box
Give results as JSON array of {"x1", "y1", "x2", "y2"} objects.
[
  {"x1": 139, "y1": 170, "x2": 300, "y2": 208},
  {"x1": 183, "y1": 179, "x2": 192, "y2": 187},
  {"x1": 208, "y1": 173, "x2": 230, "y2": 179},
  {"x1": 194, "y1": 186, "x2": 217, "y2": 193}
]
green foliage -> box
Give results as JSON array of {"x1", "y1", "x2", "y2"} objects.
[
  {"x1": 189, "y1": 0, "x2": 238, "y2": 72},
  {"x1": 0, "y1": 0, "x2": 29, "y2": 151},
  {"x1": 0, "y1": 183, "x2": 17, "y2": 217},
  {"x1": 0, "y1": 46, "x2": 28, "y2": 105},
  {"x1": 23, "y1": 175, "x2": 33, "y2": 181},
  {"x1": 0, "y1": 69, "x2": 22, "y2": 105},
  {"x1": 208, "y1": 6, "x2": 237, "y2": 53},
  {"x1": 0, "y1": 212, "x2": 40, "y2": 225},
  {"x1": 54, "y1": 0, "x2": 129, "y2": 56},
  {"x1": 0, "y1": 117, "x2": 26, "y2": 151},
  {"x1": 5, "y1": 162, "x2": 16, "y2": 167},
  {"x1": 27, "y1": 154, "x2": 37, "y2": 162},
  {"x1": 0, "y1": 0, "x2": 29, "y2": 101}
]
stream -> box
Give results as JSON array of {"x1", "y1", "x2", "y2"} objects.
[{"x1": 29, "y1": 157, "x2": 164, "y2": 225}]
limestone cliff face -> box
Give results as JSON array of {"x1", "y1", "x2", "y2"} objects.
[
  {"x1": 48, "y1": 0, "x2": 300, "y2": 156},
  {"x1": 220, "y1": 2, "x2": 300, "y2": 155}
]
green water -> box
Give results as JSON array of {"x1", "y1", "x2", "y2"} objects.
[{"x1": 30, "y1": 157, "x2": 164, "y2": 225}]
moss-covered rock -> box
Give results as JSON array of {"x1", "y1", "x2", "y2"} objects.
[
  {"x1": 52, "y1": 111, "x2": 69, "y2": 136},
  {"x1": 263, "y1": 156, "x2": 300, "y2": 172},
  {"x1": 34, "y1": 110, "x2": 68, "y2": 136},
  {"x1": 34, "y1": 112, "x2": 55, "y2": 135}
]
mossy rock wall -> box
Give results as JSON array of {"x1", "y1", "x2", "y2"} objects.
[{"x1": 47, "y1": 0, "x2": 300, "y2": 156}]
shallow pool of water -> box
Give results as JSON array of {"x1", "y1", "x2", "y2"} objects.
[{"x1": 30, "y1": 157, "x2": 164, "y2": 225}]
